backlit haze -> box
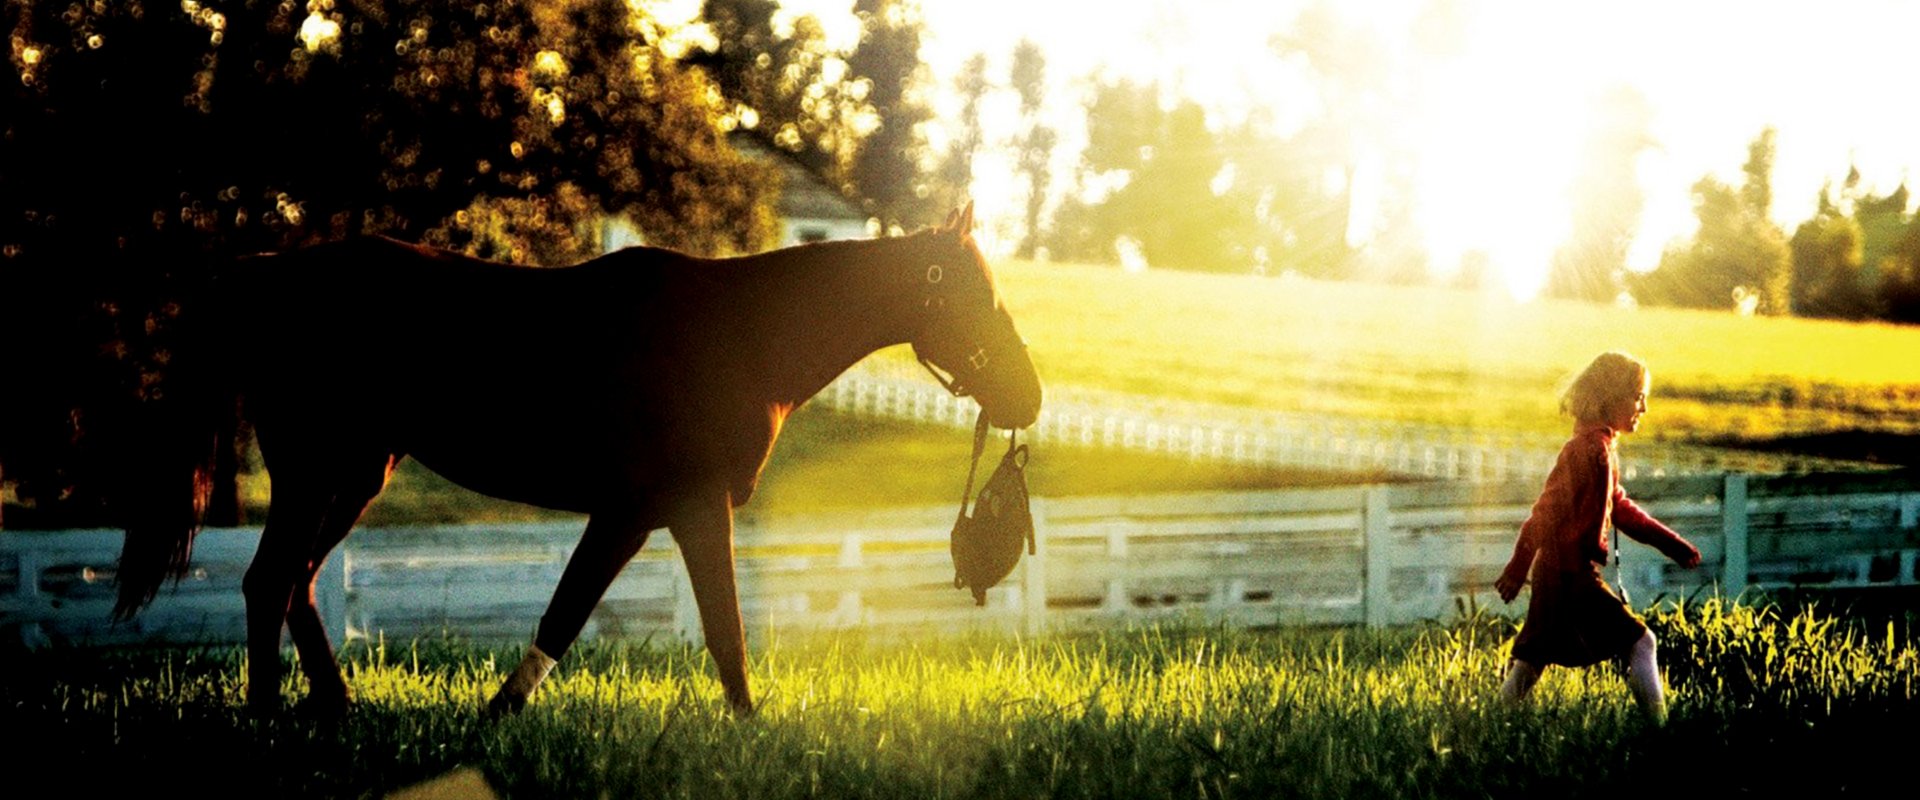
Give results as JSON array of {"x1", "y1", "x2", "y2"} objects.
[{"x1": 748, "y1": 0, "x2": 1920, "y2": 301}]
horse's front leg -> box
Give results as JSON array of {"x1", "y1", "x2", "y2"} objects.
[
  {"x1": 488, "y1": 507, "x2": 653, "y2": 715},
  {"x1": 668, "y1": 489, "x2": 752, "y2": 715}
]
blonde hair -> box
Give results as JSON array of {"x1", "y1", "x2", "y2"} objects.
[{"x1": 1561, "y1": 351, "x2": 1649, "y2": 423}]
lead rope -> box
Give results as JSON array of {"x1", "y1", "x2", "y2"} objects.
[
  {"x1": 953, "y1": 409, "x2": 990, "y2": 527},
  {"x1": 1612, "y1": 523, "x2": 1630, "y2": 606},
  {"x1": 1610, "y1": 449, "x2": 1630, "y2": 606}
]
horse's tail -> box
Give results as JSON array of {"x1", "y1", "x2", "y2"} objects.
[{"x1": 111, "y1": 261, "x2": 240, "y2": 619}]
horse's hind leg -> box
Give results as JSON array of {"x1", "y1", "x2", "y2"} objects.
[
  {"x1": 242, "y1": 471, "x2": 330, "y2": 713},
  {"x1": 284, "y1": 453, "x2": 397, "y2": 713},
  {"x1": 242, "y1": 439, "x2": 392, "y2": 714}
]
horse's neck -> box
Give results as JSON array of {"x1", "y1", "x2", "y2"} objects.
[{"x1": 733, "y1": 237, "x2": 922, "y2": 405}]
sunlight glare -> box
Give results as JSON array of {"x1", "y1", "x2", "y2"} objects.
[
  {"x1": 1400, "y1": 4, "x2": 1587, "y2": 301},
  {"x1": 298, "y1": 13, "x2": 341, "y2": 53}
]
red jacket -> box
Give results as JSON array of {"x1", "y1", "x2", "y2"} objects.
[{"x1": 1500, "y1": 423, "x2": 1698, "y2": 584}]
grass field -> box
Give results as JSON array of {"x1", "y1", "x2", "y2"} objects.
[
  {"x1": 3, "y1": 599, "x2": 1913, "y2": 798},
  {"x1": 980, "y1": 260, "x2": 1920, "y2": 447}
]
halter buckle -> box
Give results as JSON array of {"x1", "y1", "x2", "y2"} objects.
[
  {"x1": 918, "y1": 353, "x2": 967, "y2": 397},
  {"x1": 967, "y1": 348, "x2": 990, "y2": 370}
]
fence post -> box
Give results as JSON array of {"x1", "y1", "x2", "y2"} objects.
[
  {"x1": 672, "y1": 547, "x2": 703, "y2": 646},
  {"x1": 1363, "y1": 487, "x2": 1391, "y2": 628},
  {"x1": 836, "y1": 533, "x2": 865, "y2": 627},
  {"x1": 1023, "y1": 499, "x2": 1050, "y2": 637},
  {"x1": 318, "y1": 546, "x2": 348, "y2": 647},
  {"x1": 1721, "y1": 473, "x2": 1749, "y2": 600}
]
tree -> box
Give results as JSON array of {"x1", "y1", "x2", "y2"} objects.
[
  {"x1": 935, "y1": 53, "x2": 989, "y2": 214},
  {"x1": 0, "y1": 0, "x2": 779, "y2": 526},
  {"x1": 1049, "y1": 80, "x2": 1259, "y2": 272},
  {"x1": 1630, "y1": 129, "x2": 1790, "y2": 314},
  {"x1": 1854, "y1": 180, "x2": 1911, "y2": 292},
  {"x1": 1789, "y1": 183, "x2": 1872, "y2": 320},
  {"x1": 1882, "y1": 214, "x2": 1920, "y2": 324},
  {"x1": 1547, "y1": 87, "x2": 1654, "y2": 303},
  {"x1": 691, "y1": 0, "x2": 849, "y2": 177},
  {"x1": 1009, "y1": 39, "x2": 1055, "y2": 260},
  {"x1": 846, "y1": 0, "x2": 937, "y2": 230}
]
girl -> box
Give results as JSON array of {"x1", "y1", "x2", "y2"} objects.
[{"x1": 1494, "y1": 351, "x2": 1701, "y2": 724}]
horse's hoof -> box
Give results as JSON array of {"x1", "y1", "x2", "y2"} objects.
[
  {"x1": 298, "y1": 691, "x2": 355, "y2": 719},
  {"x1": 727, "y1": 698, "x2": 757, "y2": 721},
  {"x1": 484, "y1": 693, "x2": 527, "y2": 720},
  {"x1": 244, "y1": 693, "x2": 281, "y2": 718}
]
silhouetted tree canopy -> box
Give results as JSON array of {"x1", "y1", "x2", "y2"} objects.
[{"x1": 693, "y1": 0, "x2": 946, "y2": 230}]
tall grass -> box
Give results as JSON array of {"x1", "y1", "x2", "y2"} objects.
[{"x1": 3, "y1": 600, "x2": 1914, "y2": 797}]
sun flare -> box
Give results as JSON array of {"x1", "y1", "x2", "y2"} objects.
[{"x1": 893, "y1": 0, "x2": 1920, "y2": 296}]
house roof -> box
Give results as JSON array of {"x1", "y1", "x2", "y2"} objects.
[{"x1": 731, "y1": 133, "x2": 868, "y2": 223}]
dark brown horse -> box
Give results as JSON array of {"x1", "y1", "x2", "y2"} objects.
[{"x1": 112, "y1": 203, "x2": 1041, "y2": 715}]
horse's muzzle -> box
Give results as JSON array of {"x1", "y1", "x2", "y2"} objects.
[{"x1": 980, "y1": 349, "x2": 1043, "y2": 430}]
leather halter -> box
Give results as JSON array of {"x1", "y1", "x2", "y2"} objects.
[{"x1": 913, "y1": 261, "x2": 1020, "y2": 398}]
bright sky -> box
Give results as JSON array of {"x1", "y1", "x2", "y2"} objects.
[{"x1": 771, "y1": 0, "x2": 1920, "y2": 300}]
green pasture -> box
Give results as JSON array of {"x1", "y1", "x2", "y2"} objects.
[
  {"x1": 3, "y1": 599, "x2": 1913, "y2": 798},
  {"x1": 977, "y1": 260, "x2": 1920, "y2": 447}
]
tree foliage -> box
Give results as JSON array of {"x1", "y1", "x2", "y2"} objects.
[
  {"x1": 1046, "y1": 81, "x2": 1260, "y2": 272},
  {"x1": 1882, "y1": 216, "x2": 1920, "y2": 324},
  {"x1": 845, "y1": 0, "x2": 935, "y2": 230},
  {"x1": 694, "y1": 0, "x2": 946, "y2": 230},
  {"x1": 692, "y1": 0, "x2": 852, "y2": 179},
  {"x1": 1789, "y1": 185, "x2": 1872, "y2": 320},
  {"x1": 1009, "y1": 38, "x2": 1053, "y2": 260},
  {"x1": 935, "y1": 52, "x2": 988, "y2": 215},
  {"x1": 1631, "y1": 129, "x2": 1790, "y2": 315}
]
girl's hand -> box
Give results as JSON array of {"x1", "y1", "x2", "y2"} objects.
[
  {"x1": 1495, "y1": 573, "x2": 1524, "y2": 603},
  {"x1": 1674, "y1": 541, "x2": 1702, "y2": 569}
]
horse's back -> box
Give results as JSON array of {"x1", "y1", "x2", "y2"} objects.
[{"x1": 223, "y1": 238, "x2": 700, "y2": 510}]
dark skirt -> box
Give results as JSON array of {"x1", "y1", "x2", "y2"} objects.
[{"x1": 1510, "y1": 562, "x2": 1647, "y2": 668}]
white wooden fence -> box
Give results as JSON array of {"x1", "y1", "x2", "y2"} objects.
[
  {"x1": 4, "y1": 471, "x2": 1916, "y2": 649},
  {"x1": 818, "y1": 365, "x2": 1872, "y2": 481}
]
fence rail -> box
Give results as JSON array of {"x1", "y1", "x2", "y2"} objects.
[
  {"x1": 818, "y1": 364, "x2": 1879, "y2": 481},
  {"x1": 5, "y1": 471, "x2": 1917, "y2": 649}
]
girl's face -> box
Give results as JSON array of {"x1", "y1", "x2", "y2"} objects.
[{"x1": 1604, "y1": 376, "x2": 1650, "y2": 434}]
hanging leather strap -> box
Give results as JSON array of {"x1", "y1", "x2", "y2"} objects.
[{"x1": 955, "y1": 408, "x2": 990, "y2": 525}]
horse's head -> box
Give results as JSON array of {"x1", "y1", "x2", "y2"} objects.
[{"x1": 909, "y1": 203, "x2": 1043, "y2": 430}]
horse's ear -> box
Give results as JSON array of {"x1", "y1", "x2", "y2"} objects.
[{"x1": 946, "y1": 201, "x2": 975, "y2": 238}]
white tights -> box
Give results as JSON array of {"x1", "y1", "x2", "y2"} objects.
[{"x1": 1502, "y1": 630, "x2": 1666, "y2": 725}]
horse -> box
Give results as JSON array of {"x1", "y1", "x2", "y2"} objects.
[{"x1": 110, "y1": 202, "x2": 1041, "y2": 716}]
